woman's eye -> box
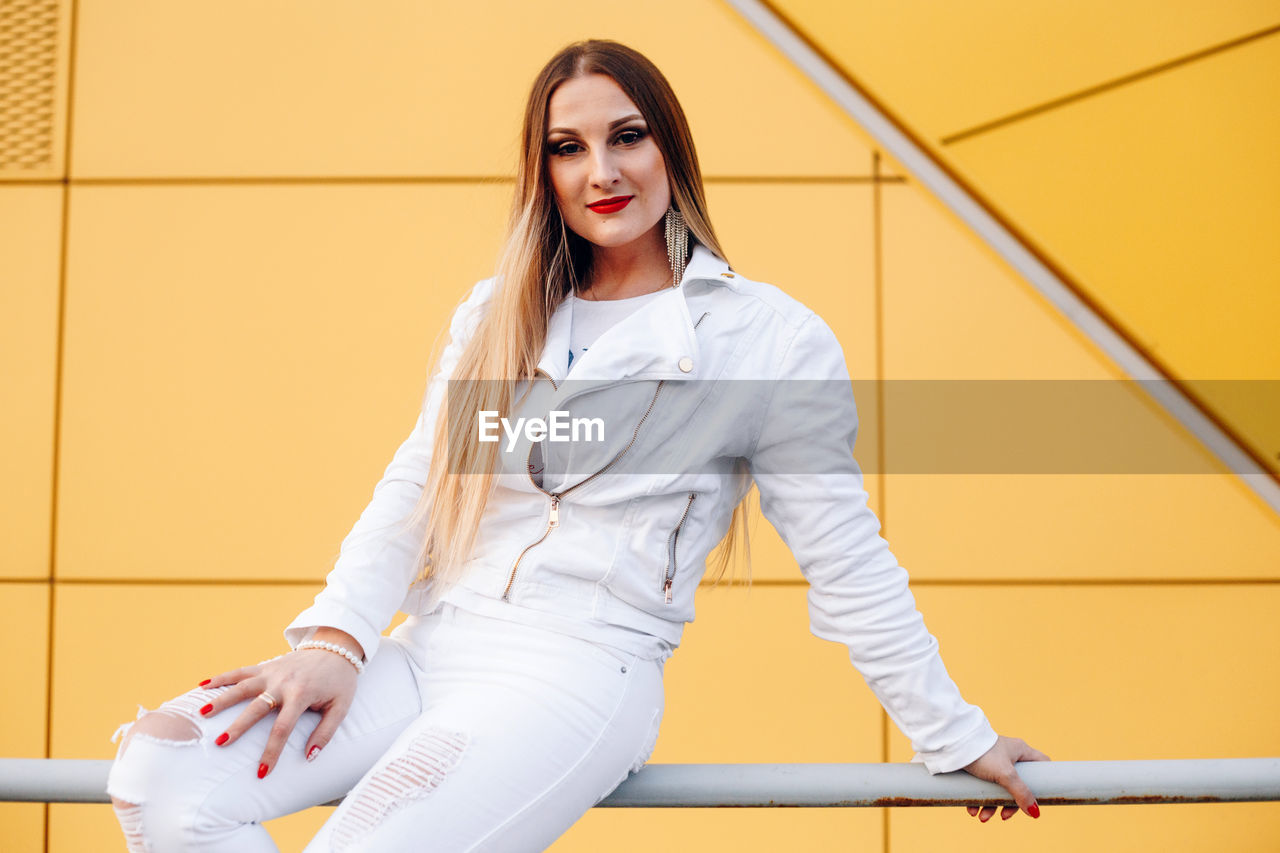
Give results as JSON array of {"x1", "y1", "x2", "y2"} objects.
[{"x1": 548, "y1": 129, "x2": 644, "y2": 156}]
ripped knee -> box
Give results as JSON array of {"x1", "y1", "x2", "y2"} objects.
[
  {"x1": 108, "y1": 712, "x2": 192, "y2": 853},
  {"x1": 116, "y1": 708, "x2": 202, "y2": 753},
  {"x1": 107, "y1": 685, "x2": 233, "y2": 852},
  {"x1": 108, "y1": 709, "x2": 201, "y2": 826},
  {"x1": 111, "y1": 684, "x2": 230, "y2": 757},
  {"x1": 332, "y1": 727, "x2": 469, "y2": 851},
  {"x1": 108, "y1": 686, "x2": 230, "y2": 798}
]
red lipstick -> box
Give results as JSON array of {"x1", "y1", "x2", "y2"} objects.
[{"x1": 587, "y1": 195, "x2": 633, "y2": 214}]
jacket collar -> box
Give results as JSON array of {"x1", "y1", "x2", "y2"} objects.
[{"x1": 534, "y1": 243, "x2": 733, "y2": 388}]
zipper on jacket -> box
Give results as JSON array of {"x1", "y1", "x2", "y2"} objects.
[
  {"x1": 501, "y1": 494, "x2": 559, "y2": 601},
  {"x1": 502, "y1": 378, "x2": 666, "y2": 602},
  {"x1": 534, "y1": 366, "x2": 559, "y2": 391},
  {"x1": 502, "y1": 311, "x2": 708, "y2": 603},
  {"x1": 662, "y1": 492, "x2": 697, "y2": 604}
]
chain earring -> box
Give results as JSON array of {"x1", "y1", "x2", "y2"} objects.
[{"x1": 664, "y1": 205, "x2": 688, "y2": 288}]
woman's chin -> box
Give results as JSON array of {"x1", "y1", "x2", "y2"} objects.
[
  {"x1": 580, "y1": 231, "x2": 642, "y2": 250},
  {"x1": 575, "y1": 222, "x2": 662, "y2": 251}
]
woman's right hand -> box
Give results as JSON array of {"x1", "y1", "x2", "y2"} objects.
[
  {"x1": 962, "y1": 735, "x2": 1049, "y2": 821},
  {"x1": 197, "y1": 629, "x2": 364, "y2": 779}
]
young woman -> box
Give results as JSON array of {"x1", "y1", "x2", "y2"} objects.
[{"x1": 108, "y1": 38, "x2": 1048, "y2": 852}]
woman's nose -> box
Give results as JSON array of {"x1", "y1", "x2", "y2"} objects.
[{"x1": 589, "y1": 148, "x2": 621, "y2": 188}]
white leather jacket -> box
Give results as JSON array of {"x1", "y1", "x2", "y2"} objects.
[{"x1": 285, "y1": 243, "x2": 998, "y2": 774}]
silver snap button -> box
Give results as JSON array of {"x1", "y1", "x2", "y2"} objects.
[
  {"x1": 620, "y1": 665, "x2": 628, "y2": 673},
  {"x1": 678, "y1": 357, "x2": 693, "y2": 373}
]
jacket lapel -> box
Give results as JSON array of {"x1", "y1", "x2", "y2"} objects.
[
  {"x1": 517, "y1": 244, "x2": 734, "y2": 494},
  {"x1": 532, "y1": 243, "x2": 733, "y2": 394}
]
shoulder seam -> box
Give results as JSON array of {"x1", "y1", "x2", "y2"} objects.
[{"x1": 708, "y1": 277, "x2": 815, "y2": 331}]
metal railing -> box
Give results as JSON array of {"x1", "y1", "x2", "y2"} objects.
[{"x1": 4, "y1": 758, "x2": 1279, "y2": 806}]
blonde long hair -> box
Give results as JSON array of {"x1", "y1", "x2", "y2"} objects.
[{"x1": 404, "y1": 39, "x2": 753, "y2": 601}]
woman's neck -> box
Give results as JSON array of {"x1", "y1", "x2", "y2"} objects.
[{"x1": 582, "y1": 225, "x2": 670, "y2": 301}]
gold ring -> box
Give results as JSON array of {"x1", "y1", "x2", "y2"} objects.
[{"x1": 256, "y1": 691, "x2": 278, "y2": 710}]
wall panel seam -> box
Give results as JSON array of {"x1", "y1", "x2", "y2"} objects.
[{"x1": 942, "y1": 23, "x2": 1280, "y2": 145}]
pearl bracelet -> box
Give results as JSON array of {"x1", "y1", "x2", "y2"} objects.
[{"x1": 295, "y1": 640, "x2": 365, "y2": 674}]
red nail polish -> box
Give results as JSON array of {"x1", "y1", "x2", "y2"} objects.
[
  {"x1": 307, "y1": 745, "x2": 321, "y2": 762},
  {"x1": 1027, "y1": 802, "x2": 1041, "y2": 819},
  {"x1": 215, "y1": 732, "x2": 229, "y2": 746},
  {"x1": 198, "y1": 679, "x2": 211, "y2": 687},
  {"x1": 200, "y1": 704, "x2": 213, "y2": 716},
  {"x1": 258, "y1": 763, "x2": 269, "y2": 779}
]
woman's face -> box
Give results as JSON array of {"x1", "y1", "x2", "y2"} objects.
[{"x1": 544, "y1": 73, "x2": 671, "y2": 252}]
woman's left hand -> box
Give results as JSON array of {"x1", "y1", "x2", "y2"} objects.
[{"x1": 961, "y1": 735, "x2": 1050, "y2": 822}]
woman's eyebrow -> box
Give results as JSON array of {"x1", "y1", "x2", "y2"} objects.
[{"x1": 547, "y1": 113, "x2": 644, "y2": 136}]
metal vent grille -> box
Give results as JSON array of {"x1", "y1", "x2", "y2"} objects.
[{"x1": 0, "y1": 0, "x2": 59, "y2": 172}]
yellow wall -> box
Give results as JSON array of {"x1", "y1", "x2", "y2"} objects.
[
  {"x1": 2, "y1": 1, "x2": 1277, "y2": 851},
  {"x1": 775, "y1": 0, "x2": 1280, "y2": 472}
]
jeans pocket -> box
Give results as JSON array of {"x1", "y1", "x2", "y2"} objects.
[{"x1": 578, "y1": 638, "x2": 641, "y2": 673}]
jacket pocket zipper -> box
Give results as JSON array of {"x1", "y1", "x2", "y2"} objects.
[{"x1": 662, "y1": 492, "x2": 697, "y2": 604}]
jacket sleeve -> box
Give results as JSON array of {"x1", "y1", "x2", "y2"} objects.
[
  {"x1": 746, "y1": 312, "x2": 998, "y2": 774},
  {"x1": 283, "y1": 277, "x2": 496, "y2": 662}
]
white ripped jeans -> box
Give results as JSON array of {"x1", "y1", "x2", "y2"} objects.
[{"x1": 106, "y1": 602, "x2": 666, "y2": 852}]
